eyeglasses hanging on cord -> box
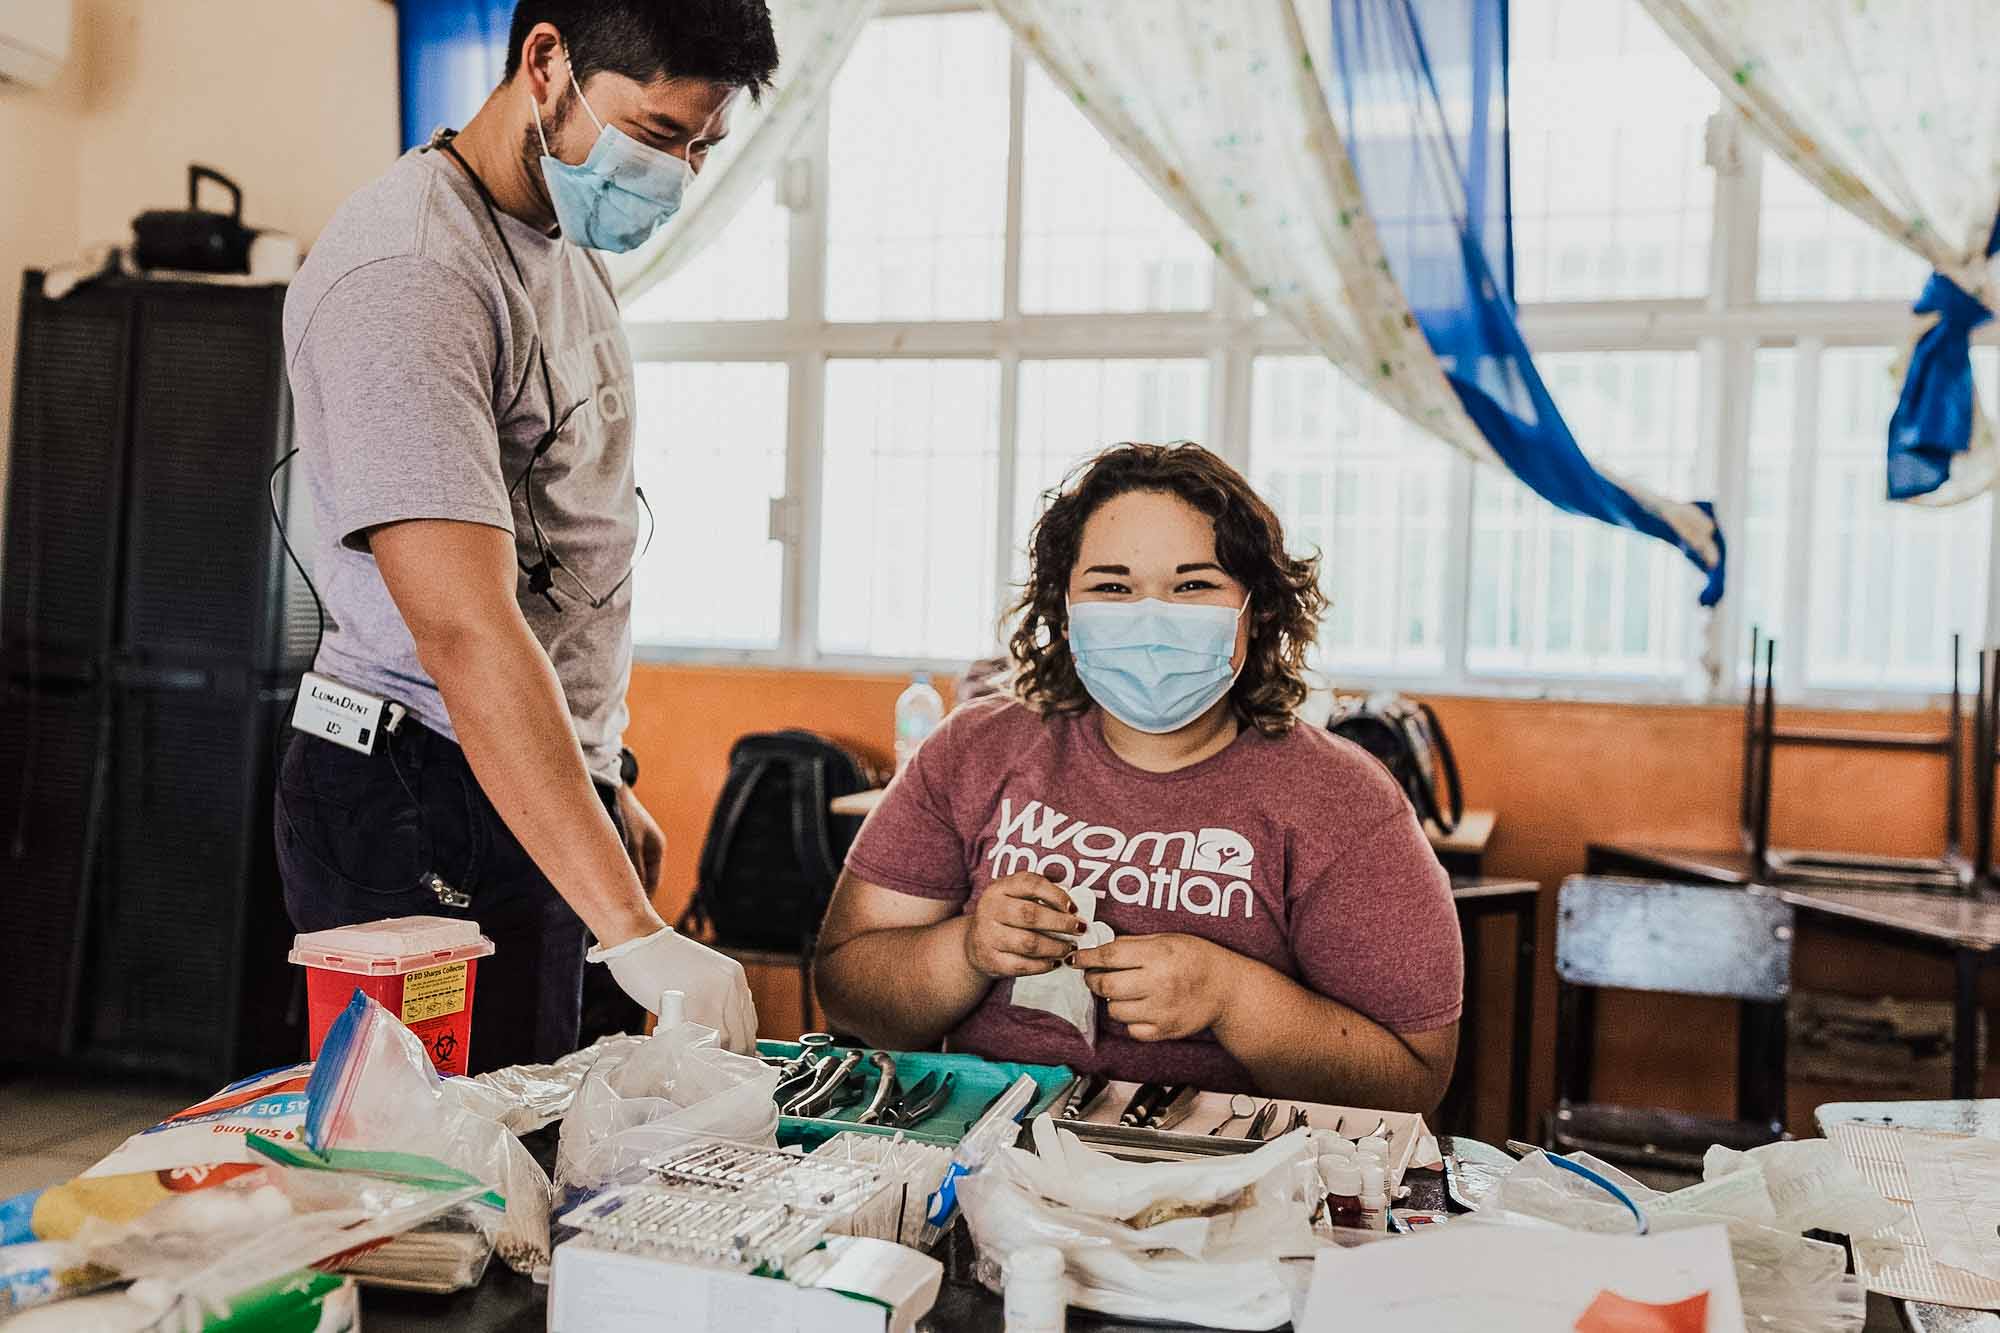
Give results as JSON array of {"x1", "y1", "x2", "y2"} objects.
[{"x1": 508, "y1": 396, "x2": 657, "y2": 612}]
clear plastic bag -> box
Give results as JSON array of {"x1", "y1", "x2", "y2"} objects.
[
  {"x1": 1704, "y1": 1141, "x2": 1904, "y2": 1239},
  {"x1": 1476, "y1": 1147, "x2": 1867, "y2": 1333},
  {"x1": 2, "y1": 1165, "x2": 474, "y2": 1328},
  {"x1": 107, "y1": 1177, "x2": 470, "y2": 1332},
  {"x1": 552, "y1": 1016, "x2": 780, "y2": 1194},
  {"x1": 954, "y1": 1115, "x2": 1317, "y2": 1330},
  {"x1": 450, "y1": 1035, "x2": 646, "y2": 1135},
  {"x1": 304, "y1": 991, "x2": 551, "y2": 1275}
]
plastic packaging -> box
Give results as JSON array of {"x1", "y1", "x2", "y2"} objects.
[
  {"x1": 1003, "y1": 1245, "x2": 1067, "y2": 1333},
  {"x1": 304, "y1": 991, "x2": 550, "y2": 1275},
  {"x1": 61, "y1": 1065, "x2": 311, "y2": 1183},
  {"x1": 449, "y1": 1033, "x2": 647, "y2": 1135},
  {"x1": 6, "y1": 1156, "x2": 474, "y2": 1325},
  {"x1": 0, "y1": 1241, "x2": 102, "y2": 1315},
  {"x1": 920, "y1": 1074, "x2": 1040, "y2": 1246},
  {"x1": 1704, "y1": 1140, "x2": 1904, "y2": 1239},
  {"x1": 956, "y1": 1115, "x2": 1318, "y2": 1331},
  {"x1": 810, "y1": 1133, "x2": 955, "y2": 1249},
  {"x1": 102, "y1": 1174, "x2": 474, "y2": 1329},
  {"x1": 1009, "y1": 885, "x2": 1101, "y2": 1045},
  {"x1": 895, "y1": 673, "x2": 945, "y2": 769},
  {"x1": 3, "y1": 1271, "x2": 359, "y2": 1332},
  {"x1": 553, "y1": 1009, "x2": 780, "y2": 1194},
  {"x1": 1475, "y1": 1146, "x2": 1868, "y2": 1333},
  {"x1": 290, "y1": 916, "x2": 494, "y2": 1076}
]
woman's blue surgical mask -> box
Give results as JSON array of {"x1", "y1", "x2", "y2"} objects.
[
  {"x1": 530, "y1": 53, "x2": 690, "y2": 253},
  {"x1": 1067, "y1": 596, "x2": 1248, "y2": 735}
]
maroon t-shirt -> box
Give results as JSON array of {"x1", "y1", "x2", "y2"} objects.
[{"x1": 843, "y1": 697, "x2": 1463, "y2": 1093}]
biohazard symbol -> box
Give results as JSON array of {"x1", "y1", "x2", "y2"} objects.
[{"x1": 430, "y1": 1031, "x2": 459, "y2": 1067}]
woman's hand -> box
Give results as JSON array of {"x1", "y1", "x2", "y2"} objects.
[
  {"x1": 1075, "y1": 933, "x2": 1235, "y2": 1041},
  {"x1": 963, "y1": 873, "x2": 1086, "y2": 979}
]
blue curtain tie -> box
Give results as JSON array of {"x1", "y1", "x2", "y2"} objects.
[
  {"x1": 1443, "y1": 232, "x2": 1727, "y2": 607},
  {"x1": 1337, "y1": 0, "x2": 1726, "y2": 605},
  {"x1": 1886, "y1": 270, "x2": 1993, "y2": 500}
]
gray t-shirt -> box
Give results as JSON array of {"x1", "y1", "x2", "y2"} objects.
[{"x1": 284, "y1": 146, "x2": 637, "y2": 784}]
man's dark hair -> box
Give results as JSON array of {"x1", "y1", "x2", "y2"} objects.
[{"x1": 506, "y1": 1, "x2": 779, "y2": 100}]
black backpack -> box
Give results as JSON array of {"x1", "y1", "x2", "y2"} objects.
[
  {"x1": 1328, "y1": 692, "x2": 1463, "y2": 835},
  {"x1": 678, "y1": 730, "x2": 882, "y2": 951}
]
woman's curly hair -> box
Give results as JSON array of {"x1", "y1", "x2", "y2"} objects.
[{"x1": 1007, "y1": 442, "x2": 1327, "y2": 736}]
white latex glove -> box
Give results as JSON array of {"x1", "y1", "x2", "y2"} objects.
[{"x1": 586, "y1": 927, "x2": 758, "y2": 1054}]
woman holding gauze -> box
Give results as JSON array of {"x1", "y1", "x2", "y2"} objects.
[{"x1": 814, "y1": 443, "x2": 1461, "y2": 1111}]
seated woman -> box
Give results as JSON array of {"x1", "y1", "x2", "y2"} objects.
[{"x1": 814, "y1": 443, "x2": 1462, "y2": 1111}]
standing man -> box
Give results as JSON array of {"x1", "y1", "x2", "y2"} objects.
[{"x1": 275, "y1": 2, "x2": 778, "y2": 1071}]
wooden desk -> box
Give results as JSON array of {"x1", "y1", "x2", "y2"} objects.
[
  {"x1": 1584, "y1": 841, "x2": 1755, "y2": 884},
  {"x1": 1441, "y1": 877, "x2": 1539, "y2": 1144},
  {"x1": 1428, "y1": 808, "x2": 1497, "y2": 878},
  {"x1": 1777, "y1": 886, "x2": 2000, "y2": 1100},
  {"x1": 830, "y1": 788, "x2": 884, "y2": 818},
  {"x1": 1585, "y1": 842, "x2": 2000, "y2": 1101},
  {"x1": 1815, "y1": 1100, "x2": 2000, "y2": 1332}
]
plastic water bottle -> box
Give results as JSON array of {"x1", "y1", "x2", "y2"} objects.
[{"x1": 894, "y1": 671, "x2": 945, "y2": 770}]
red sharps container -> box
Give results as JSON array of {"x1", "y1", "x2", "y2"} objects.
[{"x1": 289, "y1": 916, "x2": 495, "y2": 1075}]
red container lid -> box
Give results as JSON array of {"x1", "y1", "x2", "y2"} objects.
[{"x1": 288, "y1": 915, "x2": 495, "y2": 976}]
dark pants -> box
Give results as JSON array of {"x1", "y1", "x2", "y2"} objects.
[{"x1": 274, "y1": 720, "x2": 638, "y2": 1073}]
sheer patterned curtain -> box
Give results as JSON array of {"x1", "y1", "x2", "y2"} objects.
[
  {"x1": 984, "y1": 0, "x2": 1479, "y2": 454},
  {"x1": 983, "y1": 0, "x2": 1725, "y2": 600},
  {"x1": 1640, "y1": 0, "x2": 2000, "y2": 506},
  {"x1": 609, "y1": 0, "x2": 881, "y2": 301}
]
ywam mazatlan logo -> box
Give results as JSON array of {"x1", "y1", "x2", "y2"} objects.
[{"x1": 984, "y1": 798, "x2": 1258, "y2": 919}]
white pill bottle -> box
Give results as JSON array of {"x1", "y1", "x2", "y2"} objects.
[{"x1": 1003, "y1": 1245, "x2": 1067, "y2": 1332}]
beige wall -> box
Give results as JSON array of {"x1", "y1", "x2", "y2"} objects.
[
  {"x1": 0, "y1": 49, "x2": 85, "y2": 479},
  {"x1": 0, "y1": 0, "x2": 400, "y2": 479},
  {"x1": 72, "y1": 0, "x2": 400, "y2": 252}
]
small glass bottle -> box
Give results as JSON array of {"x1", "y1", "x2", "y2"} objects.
[
  {"x1": 1004, "y1": 1245, "x2": 1066, "y2": 1333},
  {"x1": 1322, "y1": 1162, "x2": 1365, "y2": 1231}
]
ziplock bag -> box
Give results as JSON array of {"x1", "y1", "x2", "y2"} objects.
[
  {"x1": 5, "y1": 1159, "x2": 474, "y2": 1327},
  {"x1": 97, "y1": 1175, "x2": 472, "y2": 1332},
  {"x1": 553, "y1": 1013, "x2": 779, "y2": 1192},
  {"x1": 305, "y1": 991, "x2": 552, "y2": 1274}
]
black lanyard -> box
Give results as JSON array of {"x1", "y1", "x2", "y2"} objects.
[{"x1": 425, "y1": 127, "x2": 652, "y2": 611}]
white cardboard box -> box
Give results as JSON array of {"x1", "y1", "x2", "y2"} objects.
[{"x1": 549, "y1": 1235, "x2": 941, "y2": 1333}]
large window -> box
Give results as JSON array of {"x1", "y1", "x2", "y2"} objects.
[{"x1": 624, "y1": 0, "x2": 1994, "y2": 702}]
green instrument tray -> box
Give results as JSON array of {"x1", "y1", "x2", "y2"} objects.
[{"x1": 757, "y1": 1041, "x2": 1074, "y2": 1150}]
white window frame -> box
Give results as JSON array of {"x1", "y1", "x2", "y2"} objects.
[{"x1": 624, "y1": 0, "x2": 1999, "y2": 710}]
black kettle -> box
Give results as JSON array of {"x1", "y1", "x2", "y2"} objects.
[{"x1": 133, "y1": 165, "x2": 257, "y2": 274}]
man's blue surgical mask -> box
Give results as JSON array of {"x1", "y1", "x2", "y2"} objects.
[
  {"x1": 1067, "y1": 596, "x2": 1248, "y2": 735},
  {"x1": 530, "y1": 52, "x2": 690, "y2": 253}
]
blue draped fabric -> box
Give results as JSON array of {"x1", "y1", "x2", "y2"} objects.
[
  {"x1": 1886, "y1": 217, "x2": 2000, "y2": 500},
  {"x1": 1329, "y1": 0, "x2": 1724, "y2": 605},
  {"x1": 396, "y1": 0, "x2": 516, "y2": 151}
]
